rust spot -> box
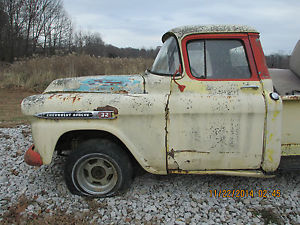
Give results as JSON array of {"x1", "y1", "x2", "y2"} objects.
[
  {"x1": 95, "y1": 105, "x2": 118, "y2": 115},
  {"x1": 92, "y1": 79, "x2": 103, "y2": 83},
  {"x1": 114, "y1": 90, "x2": 128, "y2": 94},
  {"x1": 282, "y1": 95, "x2": 300, "y2": 101},
  {"x1": 49, "y1": 94, "x2": 55, "y2": 99},
  {"x1": 282, "y1": 143, "x2": 300, "y2": 147},
  {"x1": 175, "y1": 150, "x2": 210, "y2": 154},
  {"x1": 168, "y1": 148, "x2": 175, "y2": 159},
  {"x1": 176, "y1": 150, "x2": 197, "y2": 153},
  {"x1": 169, "y1": 169, "x2": 189, "y2": 174},
  {"x1": 104, "y1": 81, "x2": 122, "y2": 85},
  {"x1": 71, "y1": 96, "x2": 81, "y2": 103},
  {"x1": 219, "y1": 152, "x2": 235, "y2": 154}
]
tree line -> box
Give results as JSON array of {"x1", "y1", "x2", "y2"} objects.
[
  {"x1": 265, "y1": 54, "x2": 290, "y2": 69},
  {"x1": 0, "y1": 0, "x2": 158, "y2": 62},
  {"x1": 0, "y1": 0, "x2": 291, "y2": 68}
]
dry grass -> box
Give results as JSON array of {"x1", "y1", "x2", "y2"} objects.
[{"x1": 0, "y1": 54, "x2": 154, "y2": 92}]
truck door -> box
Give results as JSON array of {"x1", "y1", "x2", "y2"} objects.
[{"x1": 167, "y1": 34, "x2": 266, "y2": 171}]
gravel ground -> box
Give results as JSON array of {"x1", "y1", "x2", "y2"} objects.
[{"x1": 0, "y1": 125, "x2": 300, "y2": 224}]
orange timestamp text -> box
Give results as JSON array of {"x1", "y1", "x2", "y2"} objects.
[{"x1": 209, "y1": 189, "x2": 281, "y2": 198}]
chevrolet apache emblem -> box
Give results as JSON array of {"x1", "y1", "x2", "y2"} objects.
[{"x1": 35, "y1": 111, "x2": 116, "y2": 119}]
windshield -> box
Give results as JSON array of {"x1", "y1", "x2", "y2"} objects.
[{"x1": 150, "y1": 36, "x2": 181, "y2": 76}]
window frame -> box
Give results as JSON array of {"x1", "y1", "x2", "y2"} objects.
[{"x1": 181, "y1": 34, "x2": 259, "y2": 81}]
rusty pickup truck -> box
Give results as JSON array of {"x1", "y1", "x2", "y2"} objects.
[{"x1": 21, "y1": 25, "x2": 300, "y2": 197}]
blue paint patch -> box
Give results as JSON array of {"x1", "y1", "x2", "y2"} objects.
[{"x1": 62, "y1": 75, "x2": 144, "y2": 94}]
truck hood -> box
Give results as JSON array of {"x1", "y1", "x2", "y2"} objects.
[{"x1": 44, "y1": 75, "x2": 145, "y2": 94}]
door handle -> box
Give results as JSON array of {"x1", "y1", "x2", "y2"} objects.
[{"x1": 240, "y1": 85, "x2": 259, "y2": 90}]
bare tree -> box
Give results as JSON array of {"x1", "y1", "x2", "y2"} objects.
[
  {"x1": 2, "y1": 0, "x2": 27, "y2": 61},
  {"x1": 34, "y1": 0, "x2": 63, "y2": 54},
  {"x1": 0, "y1": 2, "x2": 8, "y2": 60},
  {"x1": 83, "y1": 32, "x2": 105, "y2": 56}
]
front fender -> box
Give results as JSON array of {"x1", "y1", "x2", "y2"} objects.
[{"x1": 31, "y1": 117, "x2": 167, "y2": 174}]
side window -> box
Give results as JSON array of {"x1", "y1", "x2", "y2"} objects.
[{"x1": 187, "y1": 40, "x2": 251, "y2": 79}]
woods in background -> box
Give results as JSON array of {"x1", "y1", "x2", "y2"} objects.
[
  {"x1": 0, "y1": 0, "x2": 71, "y2": 61},
  {"x1": 0, "y1": 0, "x2": 158, "y2": 62}
]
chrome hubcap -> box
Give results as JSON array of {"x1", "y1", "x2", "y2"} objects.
[{"x1": 75, "y1": 155, "x2": 118, "y2": 195}]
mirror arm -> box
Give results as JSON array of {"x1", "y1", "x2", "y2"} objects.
[{"x1": 172, "y1": 65, "x2": 186, "y2": 92}]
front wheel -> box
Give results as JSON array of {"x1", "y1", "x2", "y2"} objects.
[{"x1": 64, "y1": 139, "x2": 133, "y2": 197}]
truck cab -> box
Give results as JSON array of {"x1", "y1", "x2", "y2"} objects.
[{"x1": 153, "y1": 26, "x2": 281, "y2": 173}]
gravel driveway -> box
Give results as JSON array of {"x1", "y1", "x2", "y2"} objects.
[{"x1": 0, "y1": 125, "x2": 299, "y2": 224}]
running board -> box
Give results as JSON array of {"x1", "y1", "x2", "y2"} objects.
[{"x1": 168, "y1": 169, "x2": 275, "y2": 178}]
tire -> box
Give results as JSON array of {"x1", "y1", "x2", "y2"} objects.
[{"x1": 64, "y1": 139, "x2": 133, "y2": 197}]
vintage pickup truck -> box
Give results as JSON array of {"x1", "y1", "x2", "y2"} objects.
[{"x1": 21, "y1": 25, "x2": 300, "y2": 197}]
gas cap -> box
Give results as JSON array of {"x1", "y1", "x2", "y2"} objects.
[{"x1": 270, "y1": 92, "x2": 280, "y2": 101}]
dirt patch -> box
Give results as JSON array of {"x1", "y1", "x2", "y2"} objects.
[
  {"x1": 2, "y1": 195, "x2": 33, "y2": 225},
  {"x1": 0, "y1": 88, "x2": 39, "y2": 127},
  {"x1": 2, "y1": 195, "x2": 94, "y2": 225},
  {"x1": 253, "y1": 208, "x2": 284, "y2": 225},
  {"x1": 22, "y1": 129, "x2": 31, "y2": 138}
]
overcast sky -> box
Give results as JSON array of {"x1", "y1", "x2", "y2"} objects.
[{"x1": 63, "y1": 0, "x2": 300, "y2": 55}]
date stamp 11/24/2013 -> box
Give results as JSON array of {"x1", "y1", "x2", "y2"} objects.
[{"x1": 209, "y1": 189, "x2": 281, "y2": 198}]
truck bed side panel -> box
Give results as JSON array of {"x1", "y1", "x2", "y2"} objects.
[{"x1": 281, "y1": 96, "x2": 300, "y2": 155}]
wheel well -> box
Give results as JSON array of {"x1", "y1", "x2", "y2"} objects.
[{"x1": 55, "y1": 130, "x2": 145, "y2": 175}]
